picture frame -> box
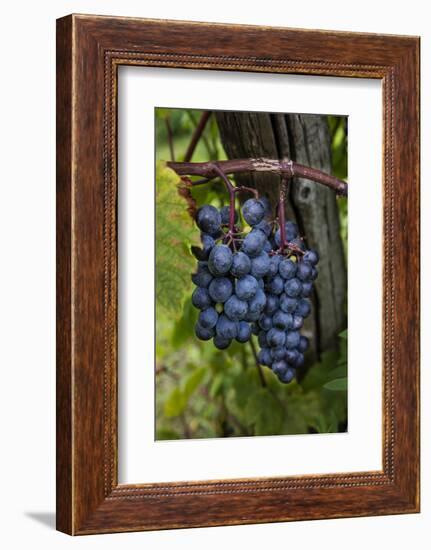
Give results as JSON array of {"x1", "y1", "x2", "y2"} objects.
[{"x1": 56, "y1": 14, "x2": 420, "y2": 535}]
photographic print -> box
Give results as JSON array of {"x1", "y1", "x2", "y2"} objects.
[
  {"x1": 56, "y1": 15, "x2": 420, "y2": 533},
  {"x1": 155, "y1": 108, "x2": 348, "y2": 440}
]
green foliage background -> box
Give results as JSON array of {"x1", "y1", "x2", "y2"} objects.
[{"x1": 155, "y1": 109, "x2": 348, "y2": 440}]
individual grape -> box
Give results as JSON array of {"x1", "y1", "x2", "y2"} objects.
[
  {"x1": 273, "y1": 310, "x2": 293, "y2": 330},
  {"x1": 236, "y1": 274, "x2": 259, "y2": 300},
  {"x1": 284, "y1": 278, "x2": 302, "y2": 298},
  {"x1": 236, "y1": 321, "x2": 252, "y2": 343},
  {"x1": 254, "y1": 219, "x2": 272, "y2": 237},
  {"x1": 196, "y1": 205, "x2": 222, "y2": 236},
  {"x1": 294, "y1": 353, "x2": 305, "y2": 368},
  {"x1": 310, "y1": 266, "x2": 318, "y2": 280},
  {"x1": 267, "y1": 328, "x2": 286, "y2": 348},
  {"x1": 258, "y1": 278, "x2": 265, "y2": 289},
  {"x1": 268, "y1": 254, "x2": 282, "y2": 277},
  {"x1": 258, "y1": 347, "x2": 272, "y2": 366},
  {"x1": 195, "y1": 322, "x2": 215, "y2": 341},
  {"x1": 272, "y1": 360, "x2": 288, "y2": 376},
  {"x1": 263, "y1": 239, "x2": 272, "y2": 252},
  {"x1": 242, "y1": 198, "x2": 265, "y2": 226},
  {"x1": 279, "y1": 258, "x2": 297, "y2": 280},
  {"x1": 298, "y1": 335, "x2": 309, "y2": 353},
  {"x1": 198, "y1": 307, "x2": 218, "y2": 329},
  {"x1": 292, "y1": 314, "x2": 304, "y2": 330},
  {"x1": 285, "y1": 330, "x2": 301, "y2": 349},
  {"x1": 241, "y1": 229, "x2": 267, "y2": 257},
  {"x1": 191, "y1": 267, "x2": 213, "y2": 288},
  {"x1": 264, "y1": 294, "x2": 279, "y2": 315},
  {"x1": 268, "y1": 275, "x2": 284, "y2": 295},
  {"x1": 295, "y1": 298, "x2": 311, "y2": 318},
  {"x1": 208, "y1": 277, "x2": 233, "y2": 303},
  {"x1": 303, "y1": 249, "x2": 319, "y2": 266},
  {"x1": 244, "y1": 309, "x2": 261, "y2": 322},
  {"x1": 201, "y1": 233, "x2": 216, "y2": 259},
  {"x1": 258, "y1": 195, "x2": 272, "y2": 219},
  {"x1": 285, "y1": 348, "x2": 300, "y2": 364},
  {"x1": 250, "y1": 252, "x2": 270, "y2": 278},
  {"x1": 258, "y1": 314, "x2": 273, "y2": 331},
  {"x1": 220, "y1": 205, "x2": 238, "y2": 225},
  {"x1": 274, "y1": 221, "x2": 299, "y2": 245},
  {"x1": 271, "y1": 347, "x2": 287, "y2": 361},
  {"x1": 208, "y1": 244, "x2": 233, "y2": 276},
  {"x1": 224, "y1": 295, "x2": 248, "y2": 321},
  {"x1": 279, "y1": 367, "x2": 296, "y2": 384},
  {"x1": 192, "y1": 287, "x2": 212, "y2": 310},
  {"x1": 301, "y1": 281, "x2": 313, "y2": 297},
  {"x1": 279, "y1": 294, "x2": 298, "y2": 313},
  {"x1": 230, "y1": 251, "x2": 251, "y2": 277},
  {"x1": 248, "y1": 288, "x2": 267, "y2": 316},
  {"x1": 216, "y1": 314, "x2": 238, "y2": 339},
  {"x1": 296, "y1": 261, "x2": 313, "y2": 282},
  {"x1": 251, "y1": 322, "x2": 260, "y2": 335},
  {"x1": 258, "y1": 330, "x2": 268, "y2": 348},
  {"x1": 213, "y1": 335, "x2": 232, "y2": 350}
]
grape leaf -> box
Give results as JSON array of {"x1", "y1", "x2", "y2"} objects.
[
  {"x1": 323, "y1": 378, "x2": 348, "y2": 391},
  {"x1": 156, "y1": 161, "x2": 198, "y2": 319}
]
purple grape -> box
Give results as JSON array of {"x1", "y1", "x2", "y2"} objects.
[
  {"x1": 224, "y1": 295, "x2": 248, "y2": 321},
  {"x1": 230, "y1": 251, "x2": 251, "y2": 277},
  {"x1": 208, "y1": 277, "x2": 233, "y2": 303},
  {"x1": 216, "y1": 314, "x2": 238, "y2": 339},
  {"x1": 236, "y1": 321, "x2": 252, "y2": 343},
  {"x1": 284, "y1": 278, "x2": 302, "y2": 298},
  {"x1": 279, "y1": 258, "x2": 297, "y2": 280},
  {"x1": 296, "y1": 262, "x2": 313, "y2": 282},
  {"x1": 241, "y1": 229, "x2": 266, "y2": 257},
  {"x1": 236, "y1": 274, "x2": 259, "y2": 300},
  {"x1": 192, "y1": 287, "x2": 212, "y2": 310},
  {"x1": 195, "y1": 322, "x2": 215, "y2": 341},
  {"x1": 258, "y1": 347, "x2": 272, "y2": 366},
  {"x1": 196, "y1": 205, "x2": 221, "y2": 236},
  {"x1": 242, "y1": 198, "x2": 265, "y2": 226},
  {"x1": 208, "y1": 244, "x2": 233, "y2": 276},
  {"x1": 198, "y1": 307, "x2": 218, "y2": 329},
  {"x1": 213, "y1": 335, "x2": 231, "y2": 350},
  {"x1": 250, "y1": 252, "x2": 270, "y2": 278},
  {"x1": 273, "y1": 310, "x2": 293, "y2": 330},
  {"x1": 285, "y1": 330, "x2": 301, "y2": 349},
  {"x1": 267, "y1": 328, "x2": 286, "y2": 348},
  {"x1": 303, "y1": 249, "x2": 319, "y2": 266}
]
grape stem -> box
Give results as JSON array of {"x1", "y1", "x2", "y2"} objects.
[
  {"x1": 249, "y1": 337, "x2": 267, "y2": 387},
  {"x1": 168, "y1": 157, "x2": 347, "y2": 196},
  {"x1": 212, "y1": 163, "x2": 236, "y2": 237},
  {"x1": 183, "y1": 111, "x2": 212, "y2": 162},
  {"x1": 278, "y1": 175, "x2": 288, "y2": 253}
]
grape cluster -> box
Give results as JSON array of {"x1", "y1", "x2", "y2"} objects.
[{"x1": 190, "y1": 197, "x2": 319, "y2": 384}]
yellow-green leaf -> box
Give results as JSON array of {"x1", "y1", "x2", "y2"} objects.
[{"x1": 156, "y1": 161, "x2": 198, "y2": 319}]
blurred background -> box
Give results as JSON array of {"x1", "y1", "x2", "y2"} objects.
[{"x1": 155, "y1": 108, "x2": 347, "y2": 440}]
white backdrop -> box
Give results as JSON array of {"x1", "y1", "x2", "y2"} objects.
[{"x1": 0, "y1": 1, "x2": 428, "y2": 549}]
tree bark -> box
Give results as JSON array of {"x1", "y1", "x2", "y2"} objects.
[{"x1": 215, "y1": 111, "x2": 347, "y2": 361}]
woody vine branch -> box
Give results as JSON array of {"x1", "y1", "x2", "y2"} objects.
[{"x1": 168, "y1": 158, "x2": 348, "y2": 197}]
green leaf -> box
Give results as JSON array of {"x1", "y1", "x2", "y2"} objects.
[
  {"x1": 156, "y1": 428, "x2": 181, "y2": 440},
  {"x1": 245, "y1": 389, "x2": 284, "y2": 435},
  {"x1": 183, "y1": 367, "x2": 206, "y2": 400},
  {"x1": 164, "y1": 387, "x2": 187, "y2": 417},
  {"x1": 156, "y1": 161, "x2": 198, "y2": 319},
  {"x1": 323, "y1": 378, "x2": 348, "y2": 391}
]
